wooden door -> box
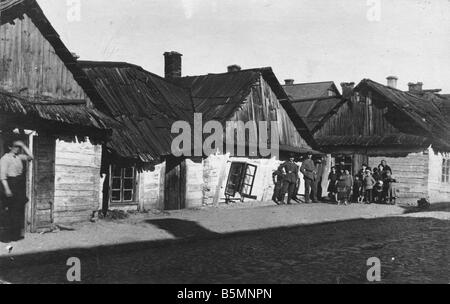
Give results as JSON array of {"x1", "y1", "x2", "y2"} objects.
[
  {"x1": 164, "y1": 157, "x2": 186, "y2": 210},
  {"x1": 31, "y1": 135, "x2": 55, "y2": 232}
]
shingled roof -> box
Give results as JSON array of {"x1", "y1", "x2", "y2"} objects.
[
  {"x1": 175, "y1": 68, "x2": 315, "y2": 147},
  {"x1": 0, "y1": 89, "x2": 115, "y2": 140},
  {"x1": 282, "y1": 81, "x2": 343, "y2": 132},
  {"x1": 283, "y1": 81, "x2": 339, "y2": 101},
  {"x1": 355, "y1": 79, "x2": 450, "y2": 150},
  {"x1": 78, "y1": 61, "x2": 195, "y2": 163}
]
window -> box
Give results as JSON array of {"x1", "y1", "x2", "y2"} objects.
[
  {"x1": 111, "y1": 166, "x2": 137, "y2": 204},
  {"x1": 225, "y1": 162, "x2": 257, "y2": 201},
  {"x1": 334, "y1": 155, "x2": 353, "y2": 174},
  {"x1": 328, "y1": 89, "x2": 336, "y2": 97},
  {"x1": 442, "y1": 159, "x2": 450, "y2": 183}
]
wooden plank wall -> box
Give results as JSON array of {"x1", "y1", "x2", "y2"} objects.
[
  {"x1": 230, "y1": 77, "x2": 310, "y2": 150},
  {"x1": 0, "y1": 15, "x2": 88, "y2": 101},
  {"x1": 32, "y1": 135, "x2": 55, "y2": 230},
  {"x1": 54, "y1": 139, "x2": 102, "y2": 223},
  {"x1": 369, "y1": 153, "x2": 429, "y2": 200},
  {"x1": 315, "y1": 97, "x2": 399, "y2": 137}
]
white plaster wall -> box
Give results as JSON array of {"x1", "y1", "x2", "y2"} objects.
[
  {"x1": 138, "y1": 162, "x2": 165, "y2": 211},
  {"x1": 427, "y1": 147, "x2": 450, "y2": 203}
]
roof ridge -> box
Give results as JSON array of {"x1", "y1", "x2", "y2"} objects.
[
  {"x1": 180, "y1": 67, "x2": 273, "y2": 79},
  {"x1": 283, "y1": 81, "x2": 334, "y2": 87}
]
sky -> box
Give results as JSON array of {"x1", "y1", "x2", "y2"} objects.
[{"x1": 36, "y1": 0, "x2": 450, "y2": 93}]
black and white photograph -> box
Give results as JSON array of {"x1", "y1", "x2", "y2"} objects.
[{"x1": 0, "y1": 0, "x2": 449, "y2": 287}]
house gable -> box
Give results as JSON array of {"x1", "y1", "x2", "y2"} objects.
[{"x1": 0, "y1": 13, "x2": 87, "y2": 101}]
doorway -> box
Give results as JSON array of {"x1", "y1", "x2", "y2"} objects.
[{"x1": 164, "y1": 156, "x2": 186, "y2": 210}]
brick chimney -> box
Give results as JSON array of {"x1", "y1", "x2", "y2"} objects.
[
  {"x1": 284, "y1": 79, "x2": 295, "y2": 85},
  {"x1": 408, "y1": 82, "x2": 423, "y2": 93},
  {"x1": 227, "y1": 65, "x2": 241, "y2": 73},
  {"x1": 340, "y1": 82, "x2": 355, "y2": 99},
  {"x1": 386, "y1": 76, "x2": 398, "y2": 89},
  {"x1": 164, "y1": 51, "x2": 182, "y2": 79}
]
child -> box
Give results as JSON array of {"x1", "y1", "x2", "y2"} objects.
[
  {"x1": 363, "y1": 170, "x2": 376, "y2": 204},
  {"x1": 352, "y1": 175, "x2": 363, "y2": 203},
  {"x1": 372, "y1": 167, "x2": 382, "y2": 182},
  {"x1": 383, "y1": 171, "x2": 398, "y2": 205},
  {"x1": 373, "y1": 180, "x2": 384, "y2": 204},
  {"x1": 327, "y1": 166, "x2": 338, "y2": 201},
  {"x1": 336, "y1": 170, "x2": 353, "y2": 206}
]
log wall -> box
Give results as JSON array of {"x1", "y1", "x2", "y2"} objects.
[{"x1": 369, "y1": 153, "x2": 429, "y2": 200}]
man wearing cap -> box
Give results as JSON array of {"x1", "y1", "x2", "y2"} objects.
[
  {"x1": 314, "y1": 158, "x2": 324, "y2": 201},
  {"x1": 300, "y1": 153, "x2": 317, "y2": 203},
  {"x1": 0, "y1": 139, "x2": 33, "y2": 251},
  {"x1": 271, "y1": 164, "x2": 284, "y2": 205},
  {"x1": 280, "y1": 154, "x2": 299, "y2": 204}
]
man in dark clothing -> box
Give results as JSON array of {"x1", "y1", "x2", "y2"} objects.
[
  {"x1": 0, "y1": 139, "x2": 33, "y2": 252},
  {"x1": 314, "y1": 159, "x2": 324, "y2": 201},
  {"x1": 280, "y1": 154, "x2": 299, "y2": 205},
  {"x1": 300, "y1": 153, "x2": 317, "y2": 203},
  {"x1": 272, "y1": 165, "x2": 284, "y2": 204}
]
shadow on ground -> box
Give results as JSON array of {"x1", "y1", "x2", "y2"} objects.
[
  {"x1": 0, "y1": 215, "x2": 449, "y2": 284},
  {"x1": 145, "y1": 218, "x2": 220, "y2": 239},
  {"x1": 401, "y1": 201, "x2": 450, "y2": 214}
]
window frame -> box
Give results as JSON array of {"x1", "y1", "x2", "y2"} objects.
[
  {"x1": 110, "y1": 166, "x2": 138, "y2": 205},
  {"x1": 442, "y1": 158, "x2": 450, "y2": 184},
  {"x1": 225, "y1": 162, "x2": 258, "y2": 200}
]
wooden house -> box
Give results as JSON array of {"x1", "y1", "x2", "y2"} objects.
[
  {"x1": 78, "y1": 55, "x2": 317, "y2": 212},
  {"x1": 311, "y1": 77, "x2": 450, "y2": 203},
  {"x1": 0, "y1": 0, "x2": 115, "y2": 230}
]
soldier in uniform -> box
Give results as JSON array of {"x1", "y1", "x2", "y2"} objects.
[
  {"x1": 280, "y1": 154, "x2": 299, "y2": 205},
  {"x1": 300, "y1": 153, "x2": 317, "y2": 203},
  {"x1": 271, "y1": 165, "x2": 284, "y2": 205},
  {"x1": 314, "y1": 159, "x2": 324, "y2": 200}
]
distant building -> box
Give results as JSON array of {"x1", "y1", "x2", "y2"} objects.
[
  {"x1": 301, "y1": 77, "x2": 450, "y2": 203},
  {"x1": 79, "y1": 57, "x2": 318, "y2": 211}
]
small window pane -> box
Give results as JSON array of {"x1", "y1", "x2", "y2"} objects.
[
  {"x1": 123, "y1": 179, "x2": 134, "y2": 190},
  {"x1": 113, "y1": 166, "x2": 122, "y2": 177},
  {"x1": 124, "y1": 168, "x2": 134, "y2": 178},
  {"x1": 123, "y1": 191, "x2": 133, "y2": 201},
  {"x1": 112, "y1": 178, "x2": 121, "y2": 190},
  {"x1": 112, "y1": 191, "x2": 121, "y2": 202}
]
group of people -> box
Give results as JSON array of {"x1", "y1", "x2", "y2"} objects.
[
  {"x1": 272, "y1": 154, "x2": 398, "y2": 207},
  {"x1": 327, "y1": 160, "x2": 397, "y2": 205},
  {"x1": 272, "y1": 153, "x2": 324, "y2": 205}
]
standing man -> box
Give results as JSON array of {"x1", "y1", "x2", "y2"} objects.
[
  {"x1": 0, "y1": 139, "x2": 34, "y2": 252},
  {"x1": 280, "y1": 154, "x2": 299, "y2": 205},
  {"x1": 271, "y1": 165, "x2": 284, "y2": 205},
  {"x1": 300, "y1": 153, "x2": 317, "y2": 204},
  {"x1": 315, "y1": 159, "x2": 324, "y2": 201}
]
